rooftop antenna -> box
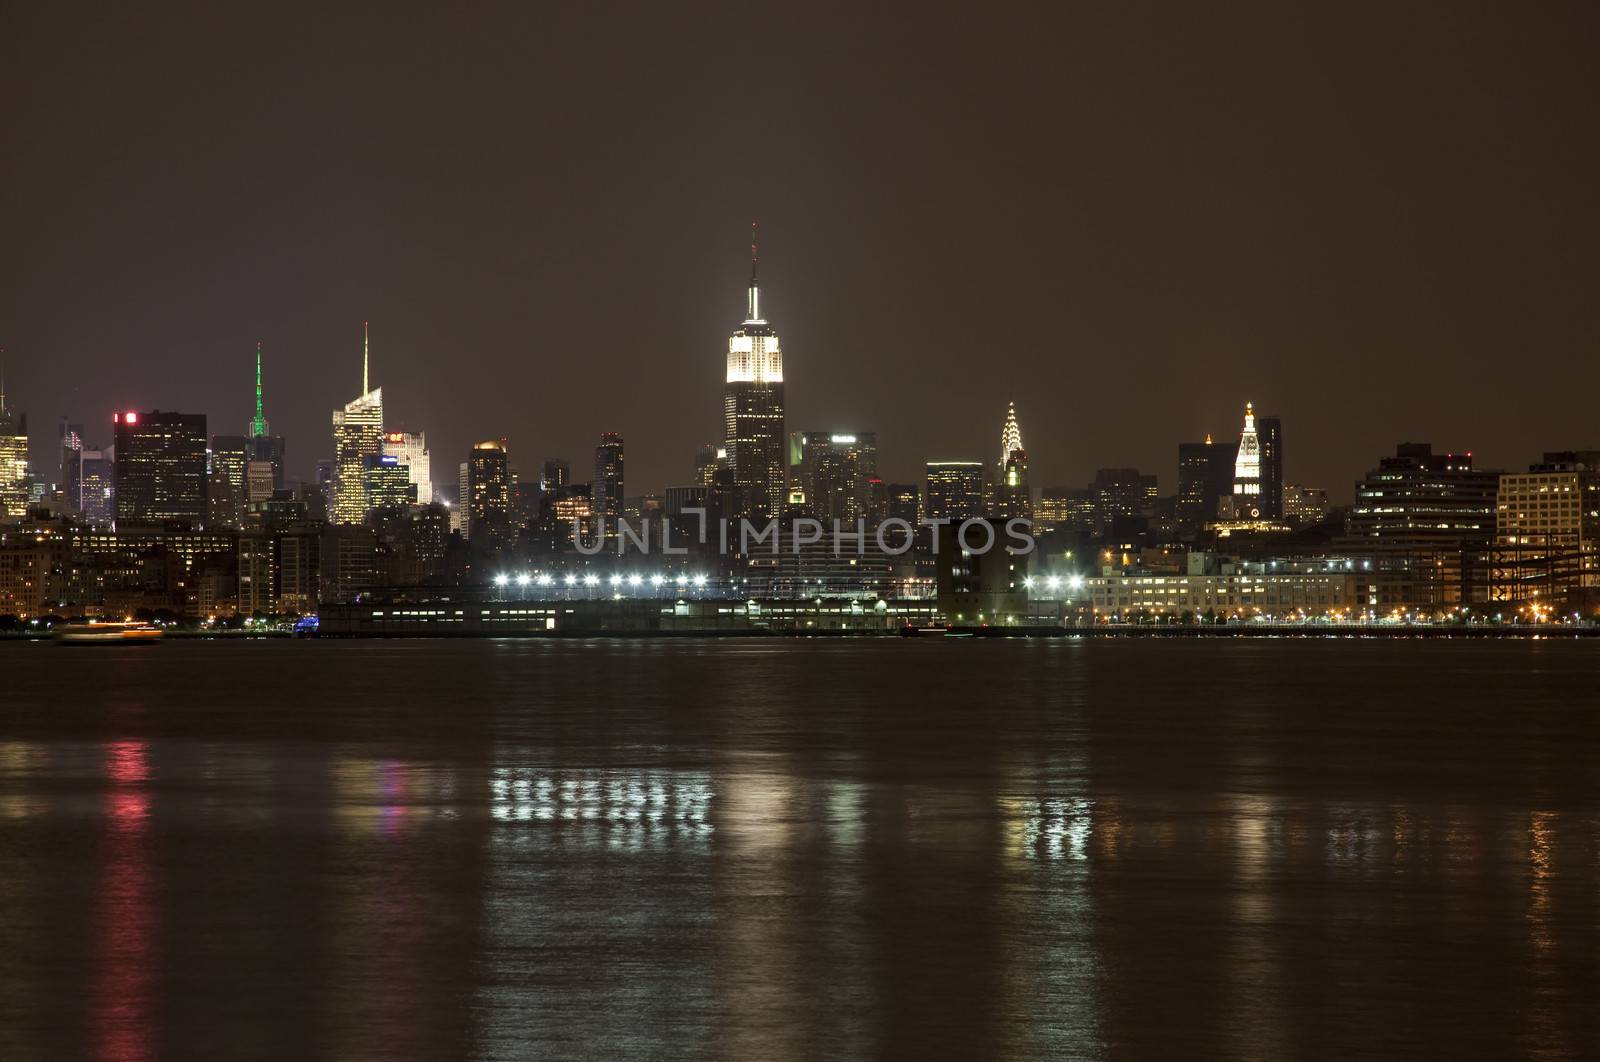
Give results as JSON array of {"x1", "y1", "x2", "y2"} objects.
[{"x1": 363, "y1": 321, "x2": 370, "y2": 395}]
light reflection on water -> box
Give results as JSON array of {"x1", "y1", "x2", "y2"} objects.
[{"x1": 0, "y1": 639, "x2": 1597, "y2": 1060}]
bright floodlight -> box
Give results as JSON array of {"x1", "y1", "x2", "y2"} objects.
[
  {"x1": 650, "y1": 574, "x2": 665, "y2": 587},
  {"x1": 1068, "y1": 574, "x2": 1084, "y2": 590},
  {"x1": 494, "y1": 574, "x2": 510, "y2": 587},
  {"x1": 515, "y1": 573, "x2": 531, "y2": 587},
  {"x1": 1046, "y1": 575, "x2": 1061, "y2": 591},
  {"x1": 692, "y1": 574, "x2": 707, "y2": 588},
  {"x1": 610, "y1": 574, "x2": 623, "y2": 587},
  {"x1": 675, "y1": 573, "x2": 688, "y2": 585},
  {"x1": 1023, "y1": 576, "x2": 1035, "y2": 589},
  {"x1": 628, "y1": 573, "x2": 643, "y2": 587},
  {"x1": 565, "y1": 573, "x2": 577, "y2": 586},
  {"x1": 584, "y1": 574, "x2": 599, "y2": 587}
]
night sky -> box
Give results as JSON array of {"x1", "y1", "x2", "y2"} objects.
[{"x1": 4, "y1": 3, "x2": 1597, "y2": 500}]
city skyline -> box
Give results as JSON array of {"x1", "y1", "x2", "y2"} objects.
[{"x1": 5, "y1": 5, "x2": 1599, "y2": 500}]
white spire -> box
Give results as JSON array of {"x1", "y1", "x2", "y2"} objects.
[
  {"x1": 1233, "y1": 401, "x2": 1260, "y2": 496},
  {"x1": 1000, "y1": 402, "x2": 1023, "y2": 467}
]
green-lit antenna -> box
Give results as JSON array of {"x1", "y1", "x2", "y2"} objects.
[{"x1": 250, "y1": 341, "x2": 269, "y2": 436}]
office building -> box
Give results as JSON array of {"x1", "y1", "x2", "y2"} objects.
[
  {"x1": 723, "y1": 226, "x2": 785, "y2": 522},
  {"x1": 466, "y1": 439, "x2": 514, "y2": 547},
  {"x1": 112, "y1": 410, "x2": 208, "y2": 525},
  {"x1": 987, "y1": 403, "x2": 1031, "y2": 520},
  {"x1": 593, "y1": 432, "x2": 625, "y2": 525},
  {"x1": 925, "y1": 462, "x2": 984, "y2": 522},
  {"x1": 1283, "y1": 484, "x2": 1330, "y2": 527},
  {"x1": 791, "y1": 431, "x2": 877, "y2": 525},
  {"x1": 382, "y1": 430, "x2": 432, "y2": 504},
  {"x1": 1492, "y1": 452, "x2": 1600, "y2": 613},
  {"x1": 1176, "y1": 436, "x2": 1234, "y2": 532},
  {"x1": 0, "y1": 382, "x2": 29, "y2": 519},
  {"x1": 1257, "y1": 414, "x2": 1284, "y2": 520},
  {"x1": 363, "y1": 453, "x2": 416, "y2": 512},
  {"x1": 1343, "y1": 443, "x2": 1499, "y2": 610},
  {"x1": 331, "y1": 323, "x2": 384, "y2": 524}
]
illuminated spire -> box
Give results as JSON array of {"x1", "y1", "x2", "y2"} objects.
[
  {"x1": 1000, "y1": 401, "x2": 1023, "y2": 467},
  {"x1": 1233, "y1": 400, "x2": 1260, "y2": 496},
  {"x1": 250, "y1": 341, "x2": 269, "y2": 437},
  {"x1": 362, "y1": 320, "x2": 370, "y2": 396},
  {"x1": 746, "y1": 219, "x2": 762, "y2": 323}
]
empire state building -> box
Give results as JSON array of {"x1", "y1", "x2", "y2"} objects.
[{"x1": 723, "y1": 224, "x2": 785, "y2": 521}]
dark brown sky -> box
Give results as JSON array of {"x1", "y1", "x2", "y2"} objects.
[{"x1": 4, "y1": 2, "x2": 1597, "y2": 500}]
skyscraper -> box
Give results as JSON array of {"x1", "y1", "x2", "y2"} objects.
[
  {"x1": 247, "y1": 341, "x2": 288, "y2": 491},
  {"x1": 1176, "y1": 435, "x2": 1234, "y2": 532},
  {"x1": 331, "y1": 323, "x2": 384, "y2": 525},
  {"x1": 1227, "y1": 401, "x2": 1264, "y2": 519},
  {"x1": 925, "y1": 462, "x2": 984, "y2": 522},
  {"x1": 383, "y1": 430, "x2": 433, "y2": 504},
  {"x1": 0, "y1": 375, "x2": 28, "y2": 519},
  {"x1": 467, "y1": 439, "x2": 513, "y2": 547},
  {"x1": 723, "y1": 223, "x2": 784, "y2": 522},
  {"x1": 989, "y1": 403, "x2": 1030, "y2": 520},
  {"x1": 113, "y1": 409, "x2": 208, "y2": 524},
  {"x1": 792, "y1": 431, "x2": 877, "y2": 524},
  {"x1": 593, "y1": 432, "x2": 624, "y2": 523},
  {"x1": 1257, "y1": 414, "x2": 1284, "y2": 520}
]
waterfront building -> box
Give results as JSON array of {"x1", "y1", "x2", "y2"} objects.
[
  {"x1": 330, "y1": 323, "x2": 384, "y2": 525},
  {"x1": 1492, "y1": 452, "x2": 1600, "y2": 614},
  {"x1": 934, "y1": 518, "x2": 1028, "y2": 624},
  {"x1": 724, "y1": 224, "x2": 785, "y2": 522},
  {"x1": 112, "y1": 410, "x2": 208, "y2": 525},
  {"x1": 1343, "y1": 443, "x2": 1499, "y2": 610},
  {"x1": 320, "y1": 524, "x2": 378, "y2": 604},
  {"x1": 1085, "y1": 561, "x2": 1364, "y2": 619}
]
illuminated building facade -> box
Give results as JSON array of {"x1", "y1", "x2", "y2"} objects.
[
  {"x1": 363, "y1": 454, "x2": 416, "y2": 512},
  {"x1": 331, "y1": 323, "x2": 384, "y2": 525},
  {"x1": 1343, "y1": 443, "x2": 1498, "y2": 610},
  {"x1": 382, "y1": 431, "x2": 432, "y2": 504},
  {"x1": 1231, "y1": 401, "x2": 1261, "y2": 508},
  {"x1": 723, "y1": 227, "x2": 785, "y2": 522},
  {"x1": 113, "y1": 410, "x2": 208, "y2": 525},
  {"x1": 791, "y1": 431, "x2": 877, "y2": 525},
  {"x1": 1492, "y1": 453, "x2": 1600, "y2": 613},
  {"x1": 1283, "y1": 484, "x2": 1329, "y2": 527},
  {"x1": 986, "y1": 402, "x2": 1031, "y2": 520},
  {"x1": 0, "y1": 383, "x2": 29, "y2": 519},
  {"x1": 466, "y1": 439, "x2": 514, "y2": 546},
  {"x1": 925, "y1": 462, "x2": 984, "y2": 522}
]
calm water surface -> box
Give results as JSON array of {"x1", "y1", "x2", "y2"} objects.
[{"x1": 1, "y1": 638, "x2": 1597, "y2": 1060}]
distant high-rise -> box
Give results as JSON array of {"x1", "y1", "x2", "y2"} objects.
[
  {"x1": 466, "y1": 439, "x2": 513, "y2": 547},
  {"x1": 792, "y1": 431, "x2": 877, "y2": 524},
  {"x1": 113, "y1": 409, "x2": 208, "y2": 524},
  {"x1": 925, "y1": 461, "x2": 984, "y2": 522},
  {"x1": 383, "y1": 430, "x2": 433, "y2": 504},
  {"x1": 1257, "y1": 414, "x2": 1284, "y2": 520},
  {"x1": 723, "y1": 222, "x2": 785, "y2": 522},
  {"x1": 331, "y1": 323, "x2": 384, "y2": 524},
  {"x1": 593, "y1": 432, "x2": 625, "y2": 522},
  {"x1": 77, "y1": 447, "x2": 114, "y2": 522},
  {"x1": 989, "y1": 403, "x2": 1030, "y2": 520},
  {"x1": 0, "y1": 375, "x2": 28, "y2": 519},
  {"x1": 363, "y1": 454, "x2": 416, "y2": 513},
  {"x1": 246, "y1": 342, "x2": 287, "y2": 490},
  {"x1": 1176, "y1": 435, "x2": 1234, "y2": 532}
]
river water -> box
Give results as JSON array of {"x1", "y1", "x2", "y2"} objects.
[{"x1": 1, "y1": 638, "x2": 1596, "y2": 1060}]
